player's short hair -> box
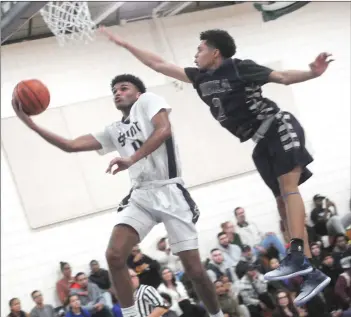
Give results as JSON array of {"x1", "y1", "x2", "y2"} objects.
[
  {"x1": 110, "y1": 74, "x2": 146, "y2": 93},
  {"x1": 217, "y1": 231, "x2": 227, "y2": 239},
  {"x1": 200, "y1": 29, "x2": 236, "y2": 58}
]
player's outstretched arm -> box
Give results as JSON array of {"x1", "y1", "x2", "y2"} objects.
[
  {"x1": 99, "y1": 26, "x2": 191, "y2": 83},
  {"x1": 268, "y1": 52, "x2": 334, "y2": 85},
  {"x1": 13, "y1": 99, "x2": 102, "y2": 153}
]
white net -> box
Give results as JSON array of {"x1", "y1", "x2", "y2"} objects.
[{"x1": 40, "y1": 2, "x2": 96, "y2": 46}]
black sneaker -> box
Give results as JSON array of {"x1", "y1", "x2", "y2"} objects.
[
  {"x1": 294, "y1": 269, "x2": 331, "y2": 306},
  {"x1": 264, "y1": 252, "x2": 313, "y2": 281}
]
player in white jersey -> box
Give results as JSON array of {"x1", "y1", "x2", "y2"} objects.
[{"x1": 13, "y1": 74, "x2": 224, "y2": 317}]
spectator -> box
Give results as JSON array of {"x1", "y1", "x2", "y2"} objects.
[
  {"x1": 238, "y1": 264, "x2": 273, "y2": 317},
  {"x1": 266, "y1": 259, "x2": 289, "y2": 296},
  {"x1": 65, "y1": 294, "x2": 91, "y2": 317},
  {"x1": 321, "y1": 253, "x2": 341, "y2": 312},
  {"x1": 217, "y1": 232, "x2": 242, "y2": 267},
  {"x1": 234, "y1": 206, "x2": 286, "y2": 259},
  {"x1": 272, "y1": 289, "x2": 299, "y2": 317},
  {"x1": 333, "y1": 234, "x2": 351, "y2": 271},
  {"x1": 157, "y1": 267, "x2": 206, "y2": 317},
  {"x1": 311, "y1": 194, "x2": 345, "y2": 237},
  {"x1": 8, "y1": 298, "x2": 29, "y2": 317},
  {"x1": 335, "y1": 265, "x2": 351, "y2": 312},
  {"x1": 127, "y1": 245, "x2": 162, "y2": 289},
  {"x1": 235, "y1": 245, "x2": 263, "y2": 280},
  {"x1": 71, "y1": 272, "x2": 111, "y2": 317},
  {"x1": 56, "y1": 262, "x2": 76, "y2": 306},
  {"x1": 30, "y1": 290, "x2": 56, "y2": 317},
  {"x1": 310, "y1": 242, "x2": 324, "y2": 270},
  {"x1": 221, "y1": 221, "x2": 244, "y2": 249},
  {"x1": 206, "y1": 249, "x2": 237, "y2": 283},
  {"x1": 129, "y1": 268, "x2": 169, "y2": 317},
  {"x1": 152, "y1": 238, "x2": 183, "y2": 278},
  {"x1": 89, "y1": 260, "x2": 113, "y2": 309},
  {"x1": 214, "y1": 280, "x2": 242, "y2": 317}
]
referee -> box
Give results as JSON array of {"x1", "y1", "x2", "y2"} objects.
[{"x1": 128, "y1": 269, "x2": 169, "y2": 317}]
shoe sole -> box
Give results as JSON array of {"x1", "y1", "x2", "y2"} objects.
[
  {"x1": 294, "y1": 276, "x2": 332, "y2": 306},
  {"x1": 264, "y1": 266, "x2": 313, "y2": 281}
]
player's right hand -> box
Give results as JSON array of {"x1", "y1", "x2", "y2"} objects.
[
  {"x1": 99, "y1": 25, "x2": 126, "y2": 47},
  {"x1": 12, "y1": 98, "x2": 35, "y2": 129}
]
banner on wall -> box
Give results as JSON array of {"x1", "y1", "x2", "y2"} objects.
[{"x1": 254, "y1": 1, "x2": 310, "y2": 22}]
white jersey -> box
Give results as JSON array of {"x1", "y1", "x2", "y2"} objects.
[{"x1": 93, "y1": 92, "x2": 182, "y2": 185}]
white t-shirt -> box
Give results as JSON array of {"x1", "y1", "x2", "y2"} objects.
[{"x1": 93, "y1": 92, "x2": 182, "y2": 185}]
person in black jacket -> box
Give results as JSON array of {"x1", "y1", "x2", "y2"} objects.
[
  {"x1": 127, "y1": 245, "x2": 162, "y2": 289},
  {"x1": 89, "y1": 260, "x2": 113, "y2": 310}
]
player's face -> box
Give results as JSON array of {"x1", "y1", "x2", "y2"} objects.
[
  {"x1": 113, "y1": 82, "x2": 141, "y2": 110},
  {"x1": 194, "y1": 40, "x2": 218, "y2": 70}
]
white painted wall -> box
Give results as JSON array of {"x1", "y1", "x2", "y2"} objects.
[{"x1": 1, "y1": 2, "x2": 350, "y2": 315}]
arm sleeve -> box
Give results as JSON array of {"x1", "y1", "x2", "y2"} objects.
[
  {"x1": 139, "y1": 92, "x2": 172, "y2": 122},
  {"x1": 92, "y1": 127, "x2": 116, "y2": 156},
  {"x1": 184, "y1": 67, "x2": 200, "y2": 85},
  {"x1": 237, "y1": 59, "x2": 274, "y2": 86}
]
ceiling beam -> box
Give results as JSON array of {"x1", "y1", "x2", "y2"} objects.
[
  {"x1": 1, "y1": 2, "x2": 47, "y2": 44},
  {"x1": 163, "y1": 2, "x2": 193, "y2": 17}
]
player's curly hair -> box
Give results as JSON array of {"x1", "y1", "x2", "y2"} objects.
[
  {"x1": 110, "y1": 74, "x2": 146, "y2": 93},
  {"x1": 200, "y1": 29, "x2": 236, "y2": 58}
]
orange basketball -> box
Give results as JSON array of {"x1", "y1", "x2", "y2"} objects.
[{"x1": 13, "y1": 79, "x2": 50, "y2": 115}]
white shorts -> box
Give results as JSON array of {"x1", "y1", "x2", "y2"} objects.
[{"x1": 116, "y1": 180, "x2": 199, "y2": 254}]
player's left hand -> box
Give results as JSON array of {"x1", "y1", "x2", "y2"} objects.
[
  {"x1": 106, "y1": 156, "x2": 135, "y2": 174},
  {"x1": 309, "y1": 52, "x2": 334, "y2": 76}
]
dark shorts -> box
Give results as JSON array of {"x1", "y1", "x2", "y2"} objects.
[{"x1": 252, "y1": 111, "x2": 313, "y2": 197}]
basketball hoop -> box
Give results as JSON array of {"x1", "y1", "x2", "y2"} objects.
[{"x1": 40, "y1": 2, "x2": 96, "y2": 46}]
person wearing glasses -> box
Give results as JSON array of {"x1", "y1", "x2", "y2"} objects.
[{"x1": 30, "y1": 291, "x2": 56, "y2": 317}]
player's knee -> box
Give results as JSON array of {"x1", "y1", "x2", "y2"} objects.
[{"x1": 105, "y1": 247, "x2": 125, "y2": 269}]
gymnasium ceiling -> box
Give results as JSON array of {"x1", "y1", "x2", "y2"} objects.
[{"x1": 1, "y1": 1, "x2": 241, "y2": 45}]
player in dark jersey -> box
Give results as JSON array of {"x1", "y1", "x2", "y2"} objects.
[{"x1": 100, "y1": 27, "x2": 333, "y2": 306}]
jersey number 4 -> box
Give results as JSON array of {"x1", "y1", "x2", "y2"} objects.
[{"x1": 131, "y1": 140, "x2": 143, "y2": 152}]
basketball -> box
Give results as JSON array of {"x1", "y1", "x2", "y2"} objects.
[{"x1": 13, "y1": 79, "x2": 50, "y2": 115}]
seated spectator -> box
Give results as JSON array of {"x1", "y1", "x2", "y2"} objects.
[
  {"x1": 333, "y1": 234, "x2": 351, "y2": 271},
  {"x1": 310, "y1": 242, "x2": 324, "y2": 270},
  {"x1": 238, "y1": 264, "x2": 274, "y2": 317},
  {"x1": 217, "y1": 231, "x2": 242, "y2": 267},
  {"x1": 157, "y1": 267, "x2": 206, "y2": 317},
  {"x1": 221, "y1": 221, "x2": 244, "y2": 250},
  {"x1": 30, "y1": 290, "x2": 55, "y2": 317},
  {"x1": 304, "y1": 293, "x2": 339, "y2": 317},
  {"x1": 234, "y1": 206, "x2": 286, "y2": 259},
  {"x1": 321, "y1": 253, "x2": 342, "y2": 312},
  {"x1": 206, "y1": 249, "x2": 237, "y2": 283},
  {"x1": 65, "y1": 294, "x2": 91, "y2": 317},
  {"x1": 311, "y1": 194, "x2": 345, "y2": 237},
  {"x1": 129, "y1": 269, "x2": 169, "y2": 317},
  {"x1": 335, "y1": 264, "x2": 351, "y2": 313},
  {"x1": 235, "y1": 245, "x2": 264, "y2": 280},
  {"x1": 71, "y1": 272, "x2": 111, "y2": 317},
  {"x1": 8, "y1": 298, "x2": 29, "y2": 317},
  {"x1": 89, "y1": 260, "x2": 113, "y2": 309},
  {"x1": 272, "y1": 289, "x2": 299, "y2": 317},
  {"x1": 266, "y1": 258, "x2": 289, "y2": 296},
  {"x1": 214, "y1": 280, "x2": 242, "y2": 317},
  {"x1": 152, "y1": 237, "x2": 183, "y2": 278},
  {"x1": 127, "y1": 245, "x2": 162, "y2": 289},
  {"x1": 56, "y1": 262, "x2": 77, "y2": 306}
]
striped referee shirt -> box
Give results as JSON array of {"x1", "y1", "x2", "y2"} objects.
[{"x1": 135, "y1": 284, "x2": 168, "y2": 317}]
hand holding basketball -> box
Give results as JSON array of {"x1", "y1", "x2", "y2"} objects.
[
  {"x1": 12, "y1": 97, "x2": 35, "y2": 129},
  {"x1": 309, "y1": 52, "x2": 334, "y2": 77},
  {"x1": 99, "y1": 26, "x2": 126, "y2": 47}
]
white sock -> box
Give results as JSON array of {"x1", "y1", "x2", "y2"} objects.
[
  {"x1": 121, "y1": 306, "x2": 139, "y2": 317},
  {"x1": 210, "y1": 311, "x2": 225, "y2": 317}
]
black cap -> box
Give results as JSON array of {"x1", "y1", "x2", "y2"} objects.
[{"x1": 313, "y1": 194, "x2": 325, "y2": 201}]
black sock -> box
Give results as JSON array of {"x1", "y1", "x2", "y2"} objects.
[{"x1": 290, "y1": 238, "x2": 304, "y2": 253}]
